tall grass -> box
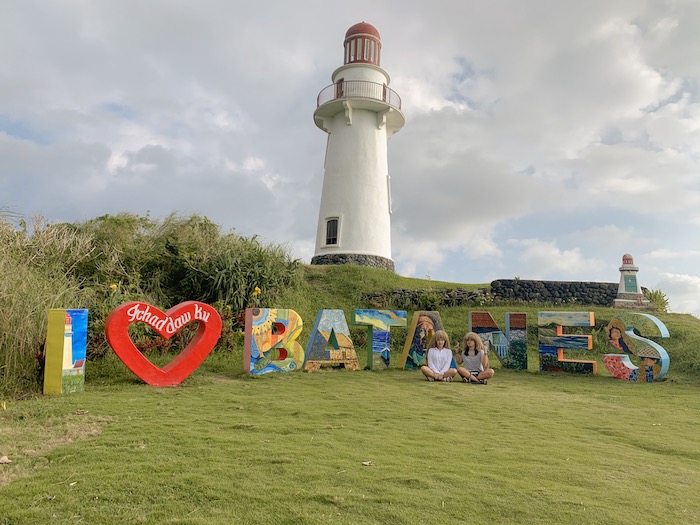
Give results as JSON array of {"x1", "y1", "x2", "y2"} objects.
[{"x1": 0, "y1": 216, "x2": 91, "y2": 397}]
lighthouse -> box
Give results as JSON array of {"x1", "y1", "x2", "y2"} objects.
[
  {"x1": 613, "y1": 253, "x2": 651, "y2": 309},
  {"x1": 310, "y1": 22, "x2": 405, "y2": 271}
]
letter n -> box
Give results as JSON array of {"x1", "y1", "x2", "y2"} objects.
[{"x1": 469, "y1": 311, "x2": 528, "y2": 370}]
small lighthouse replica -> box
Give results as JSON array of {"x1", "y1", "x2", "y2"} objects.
[
  {"x1": 613, "y1": 254, "x2": 651, "y2": 309},
  {"x1": 311, "y1": 22, "x2": 405, "y2": 271}
]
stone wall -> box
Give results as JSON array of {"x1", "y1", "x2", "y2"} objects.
[
  {"x1": 362, "y1": 279, "x2": 648, "y2": 308},
  {"x1": 490, "y1": 279, "x2": 622, "y2": 306},
  {"x1": 362, "y1": 287, "x2": 490, "y2": 309}
]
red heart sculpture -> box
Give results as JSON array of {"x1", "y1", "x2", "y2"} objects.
[{"x1": 105, "y1": 301, "x2": 222, "y2": 387}]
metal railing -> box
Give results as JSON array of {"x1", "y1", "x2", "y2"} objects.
[{"x1": 316, "y1": 80, "x2": 401, "y2": 110}]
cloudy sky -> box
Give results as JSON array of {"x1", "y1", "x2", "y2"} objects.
[{"x1": 2, "y1": 0, "x2": 699, "y2": 316}]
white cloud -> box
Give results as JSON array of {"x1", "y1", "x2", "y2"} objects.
[
  {"x1": 656, "y1": 273, "x2": 700, "y2": 317},
  {"x1": 647, "y1": 249, "x2": 700, "y2": 259},
  {"x1": 1, "y1": 0, "x2": 700, "y2": 315},
  {"x1": 507, "y1": 239, "x2": 608, "y2": 279},
  {"x1": 393, "y1": 239, "x2": 445, "y2": 276}
]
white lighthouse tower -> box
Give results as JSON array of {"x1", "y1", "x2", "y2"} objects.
[{"x1": 311, "y1": 22, "x2": 405, "y2": 271}]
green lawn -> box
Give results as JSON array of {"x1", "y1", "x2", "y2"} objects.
[{"x1": 1, "y1": 369, "x2": 698, "y2": 524}]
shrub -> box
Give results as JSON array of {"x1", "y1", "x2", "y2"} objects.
[
  {"x1": 645, "y1": 289, "x2": 670, "y2": 313},
  {"x1": 69, "y1": 213, "x2": 301, "y2": 313},
  {"x1": 178, "y1": 234, "x2": 301, "y2": 314}
]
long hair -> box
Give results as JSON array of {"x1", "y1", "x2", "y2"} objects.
[
  {"x1": 429, "y1": 330, "x2": 450, "y2": 349},
  {"x1": 462, "y1": 332, "x2": 484, "y2": 353},
  {"x1": 606, "y1": 319, "x2": 633, "y2": 354}
]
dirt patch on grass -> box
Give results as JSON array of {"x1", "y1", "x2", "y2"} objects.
[{"x1": 0, "y1": 412, "x2": 112, "y2": 487}]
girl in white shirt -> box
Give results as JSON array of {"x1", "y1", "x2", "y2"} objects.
[
  {"x1": 456, "y1": 331, "x2": 495, "y2": 384},
  {"x1": 420, "y1": 330, "x2": 458, "y2": 382}
]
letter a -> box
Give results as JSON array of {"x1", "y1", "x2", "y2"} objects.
[{"x1": 304, "y1": 310, "x2": 359, "y2": 371}]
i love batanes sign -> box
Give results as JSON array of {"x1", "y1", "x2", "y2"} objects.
[{"x1": 105, "y1": 302, "x2": 670, "y2": 387}]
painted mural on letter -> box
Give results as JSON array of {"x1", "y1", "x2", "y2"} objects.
[
  {"x1": 603, "y1": 313, "x2": 670, "y2": 381},
  {"x1": 354, "y1": 309, "x2": 407, "y2": 370},
  {"x1": 469, "y1": 311, "x2": 528, "y2": 370},
  {"x1": 400, "y1": 311, "x2": 444, "y2": 370},
  {"x1": 538, "y1": 311, "x2": 596, "y2": 374},
  {"x1": 304, "y1": 309, "x2": 359, "y2": 371},
  {"x1": 244, "y1": 308, "x2": 304, "y2": 375},
  {"x1": 43, "y1": 309, "x2": 88, "y2": 395}
]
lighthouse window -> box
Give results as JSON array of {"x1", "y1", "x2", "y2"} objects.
[
  {"x1": 370, "y1": 40, "x2": 375, "y2": 62},
  {"x1": 364, "y1": 39, "x2": 370, "y2": 60},
  {"x1": 345, "y1": 42, "x2": 350, "y2": 63},
  {"x1": 326, "y1": 219, "x2": 339, "y2": 245},
  {"x1": 335, "y1": 78, "x2": 344, "y2": 98},
  {"x1": 350, "y1": 40, "x2": 355, "y2": 61},
  {"x1": 356, "y1": 39, "x2": 362, "y2": 60}
]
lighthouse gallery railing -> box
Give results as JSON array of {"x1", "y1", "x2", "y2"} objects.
[{"x1": 316, "y1": 80, "x2": 402, "y2": 110}]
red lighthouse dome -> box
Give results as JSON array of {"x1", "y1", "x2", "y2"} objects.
[
  {"x1": 343, "y1": 21, "x2": 381, "y2": 66},
  {"x1": 345, "y1": 22, "x2": 380, "y2": 39}
]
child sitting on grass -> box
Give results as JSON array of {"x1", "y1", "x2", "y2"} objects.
[
  {"x1": 420, "y1": 330, "x2": 458, "y2": 382},
  {"x1": 456, "y1": 332, "x2": 495, "y2": 384}
]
